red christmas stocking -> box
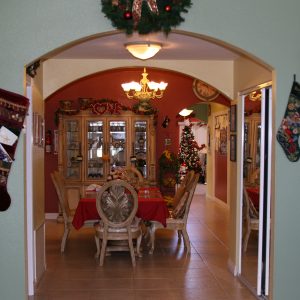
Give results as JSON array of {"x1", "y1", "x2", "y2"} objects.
[
  {"x1": 276, "y1": 80, "x2": 300, "y2": 162},
  {"x1": 0, "y1": 88, "x2": 29, "y2": 211}
]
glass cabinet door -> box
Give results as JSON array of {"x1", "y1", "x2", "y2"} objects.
[
  {"x1": 86, "y1": 120, "x2": 104, "y2": 180},
  {"x1": 134, "y1": 120, "x2": 147, "y2": 177},
  {"x1": 64, "y1": 119, "x2": 81, "y2": 180},
  {"x1": 109, "y1": 120, "x2": 126, "y2": 170},
  {"x1": 255, "y1": 122, "x2": 261, "y2": 169}
]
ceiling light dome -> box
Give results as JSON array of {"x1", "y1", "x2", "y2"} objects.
[
  {"x1": 125, "y1": 42, "x2": 162, "y2": 60},
  {"x1": 179, "y1": 109, "x2": 193, "y2": 117}
]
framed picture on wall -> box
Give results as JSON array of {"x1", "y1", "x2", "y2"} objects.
[
  {"x1": 230, "y1": 105, "x2": 237, "y2": 132},
  {"x1": 230, "y1": 134, "x2": 237, "y2": 162},
  {"x1": 207, "y1": 126, "x2": 211, "y2": 153}
]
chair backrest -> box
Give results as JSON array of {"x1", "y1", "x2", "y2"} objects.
[
  {"x1": 182, "y1": 173, "x2": 200, "y2": 221},
  {"x1": 243, "y1": 186, "x2": 259, "y2": 218},
  {"x1": 96, "y1": 179, "x2": 138, "y2": 228},
  {"x1": 172, "y1": 170, "x2": 195, "y2": 208},
  {"x1": 172, "y1": 173, "x2": 200, "y2": 221},
  {"x1": 51, "y1": 171, "x2": 70, "y2": 221},
  {"x1": 181, "y1": 170, "x2": 195, "y2": 187},
  {"x1": 121, "y1": 166, "x2": 144, "y2": 189}
]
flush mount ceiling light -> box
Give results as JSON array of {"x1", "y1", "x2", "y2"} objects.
[
  {"x1": 179, "y1": 108, "x2": 193, "y2": 117},
  {"x1": 125, "y1": 42, "x2": 162, "y2": 60}
]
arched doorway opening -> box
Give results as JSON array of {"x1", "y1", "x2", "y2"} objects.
[{"x1": 25, "y1": 29, "x2": 274, "y2": 296}]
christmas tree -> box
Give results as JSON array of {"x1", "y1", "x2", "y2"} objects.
[{"x1": 178, "y1": 124, "x2": 204, "y2": 173}]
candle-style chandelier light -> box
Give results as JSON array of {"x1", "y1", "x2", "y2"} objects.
[{"x1": 121, "y1": 68, "x2": 168, "y2": 101}]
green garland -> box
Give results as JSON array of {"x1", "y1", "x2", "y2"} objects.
[{"x1": 101, "y1": 0, "x2": 192, "y2": 35}]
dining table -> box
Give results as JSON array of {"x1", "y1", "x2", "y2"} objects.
[{"x1": 72, "y1": 186, "x2": 169, "y2": 230}]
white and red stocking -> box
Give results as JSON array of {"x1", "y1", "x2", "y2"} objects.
[{"x1": 0, "y1": 88, "x2": 29, "y2": 211}]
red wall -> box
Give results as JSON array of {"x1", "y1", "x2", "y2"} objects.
[
  {"x1": 214, "y1": 153, "x2": 227, "y2": 203},
  {"x1": 45, "y1": 67, "x2": 203, "y2": 212}
]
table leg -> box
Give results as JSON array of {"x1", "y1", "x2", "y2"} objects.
[{"x1": 148, "y1": 221, "x2": 164, "y2": 254}]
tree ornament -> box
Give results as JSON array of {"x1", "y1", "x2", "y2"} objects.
[
  {"x1": 164, "y1": 5, "x2": 172, "y2": 12},
  {"x1": 101, "y1": 0, "x2": 192, "y2": 35},
  {"x1": 123, "y1": 10, "x2": 133, "y2": 19}
]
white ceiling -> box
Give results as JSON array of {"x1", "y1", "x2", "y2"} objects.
[{"x1": 51, "y1": 32, "x2": 240, "y2": 60}]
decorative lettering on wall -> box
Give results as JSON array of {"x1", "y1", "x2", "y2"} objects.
[{"x1": 91, "y1": 101, "x2": 124, "y2": 115}]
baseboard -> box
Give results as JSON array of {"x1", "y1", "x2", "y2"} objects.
[
  {"x1": 45, "y1": 213, "x2": 58, "y2": 220},
  {"x1": 227, "y1": 258, "x2": 238, "y2": 276}
]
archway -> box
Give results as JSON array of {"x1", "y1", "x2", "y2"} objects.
[{"x1": 26, "y1": 29, "x2": 274, "y2": 298}]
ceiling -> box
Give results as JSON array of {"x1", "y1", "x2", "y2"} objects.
[{"x1": 51, "y1": 32, "x2": 240, "y2": 60}]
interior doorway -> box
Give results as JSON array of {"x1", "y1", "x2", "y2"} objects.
[
  {"x1": 238, "y1": 82, "x2": 272, "y2": 297},
  {"x1": 25, "y1": 30, "x2": 274, "y2": 298}
]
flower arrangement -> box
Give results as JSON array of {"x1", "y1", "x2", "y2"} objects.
[{"x1": 158, "y1": 149, "x2": 180, "y2": 186}]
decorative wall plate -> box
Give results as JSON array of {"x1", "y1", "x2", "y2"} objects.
[{"x1": 192, "y1": 79, "x2": 220, "y2": 102}]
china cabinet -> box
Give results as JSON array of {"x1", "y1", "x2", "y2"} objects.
[{"x1": 58, "y1": 110, "x2": 156, "y2": 198}]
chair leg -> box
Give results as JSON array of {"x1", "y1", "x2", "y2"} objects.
[
  {"x1": 177, "y1": 230, "x2": 182, "y2": 240},
  {"x1": 243, "y1": 229, "x2": 251, "y2": 252},
  {"x1": 181, "y1": 228, "x2": 191, "y2": 253},
  {"x1": 148, "y1": 221, "x2": 163, "y2": 254},
  {"x1": 94, "y1": 235, "x2": 100, "y2": 258},
  {"x1": 136, "y1": 230, "x2": 143, "y2": 258},
  {"x1": 127, "y1": 230, "x2": 136, "y2": 267},
  {"x1": 61, "y1": 225, "x2": 70, "y2": 253},
  {"x1": 99, "y1": 238, "x2": 107, "y2": 266}
]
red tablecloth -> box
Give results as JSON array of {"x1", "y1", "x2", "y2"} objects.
[
  {"x1": 72, "y1": 187, "x2": 169, "y2": 230},
  {"x1": 246, "y1": 187, "x2": 259, "y2": 210}
]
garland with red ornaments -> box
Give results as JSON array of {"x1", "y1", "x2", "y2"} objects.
[{"x1": 101, "y1": 0, "x2": 192, "y2": 34}]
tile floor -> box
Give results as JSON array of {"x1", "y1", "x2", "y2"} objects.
[{"x1": 34, "y1": 185, "x2": 257, "y2": 300}]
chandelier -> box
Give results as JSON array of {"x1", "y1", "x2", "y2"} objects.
[{"x1": 121, "y1": 68, "x2": 168, "y2": 101}]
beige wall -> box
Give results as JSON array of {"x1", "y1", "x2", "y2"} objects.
[
  {"x1": 234, "y1": 57, "x2": 272, "y2": 94},
  {"x1": 43, "y1": 59, "x2": 235, "y2": 99}
]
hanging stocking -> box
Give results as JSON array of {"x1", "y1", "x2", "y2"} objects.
[
  {"x1": 276, "y1": 80, "x2": 300, "y2": 162},
  {"x1": 0, "y1": 88, "x2": 29, "y2": 211}
]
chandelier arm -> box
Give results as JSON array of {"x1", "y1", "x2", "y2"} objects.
[{"x1": 126, "y1": 92, "x2": 135, "y2": 99}]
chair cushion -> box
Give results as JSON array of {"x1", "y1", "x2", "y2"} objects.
[{"x1": 95, "y1": 217, "x2": 141, "y2": 233}]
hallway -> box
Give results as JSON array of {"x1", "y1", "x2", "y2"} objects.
[{"x1": 34, "y1": 185, "x2": 256, "y2": 300}]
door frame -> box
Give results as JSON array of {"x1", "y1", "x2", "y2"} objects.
[{"x1": 236, "y1": 81, "x2": 272, "y2": 296}]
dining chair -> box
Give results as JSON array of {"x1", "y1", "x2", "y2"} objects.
[
  {"x1": 242, "y1": 185, "x2": 259, "y2": 252},
  {"x1": 51, "y1": 171, "x2": 96, "y2": 252},
  {"x1": 172, "y1": 170, "x2": 195, "y2": 208},
  {"x1": 148, "y1": 173, "x2": 200, "y2": 254},
  {"x1": 94, "y1": 179, "x2": 142, "y2": 266},
  {"x1": 121, "y1": 165, "x2": 145, "y2": 189}
]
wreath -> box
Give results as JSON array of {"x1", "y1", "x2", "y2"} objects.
[{"x1": 101, "y1": 0, "x2": 193, "y2": 35}]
